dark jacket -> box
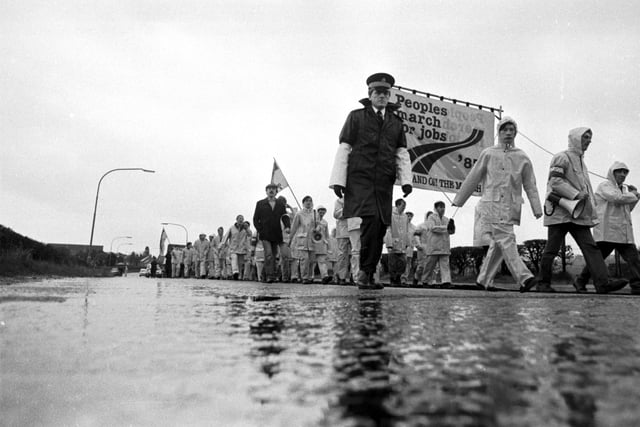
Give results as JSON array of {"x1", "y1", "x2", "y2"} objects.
[
  {"x1": 339, "y1": 99, "x2": 407, "y2": 224},
  {"x1": 253, "y1": 198, "x2": 291, "y2": 243}
]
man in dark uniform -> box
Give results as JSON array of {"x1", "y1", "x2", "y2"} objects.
[
  {"x1": 330, "y1": 73, "x2": 413, "y2": 289},
  {"x1": 253, "y1": 183, "x2": 292, "y2": 283}
]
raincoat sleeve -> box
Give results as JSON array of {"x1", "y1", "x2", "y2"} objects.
[
  {"x1": 329, "y1": 143, "x2": 352, "y2": 189},
  {"x1": 452, "y1": 149, "x2": 489, "y2": 207},
  {"x1": 281, "y1": 213, "x2": 291, "y2": 230},
  {"x1": 598, "y1": 181, "x2": 639, "y2": 206},
  {"x1": 522, "y1": 159, "x2": 543, "y2": 216},
  {"x1": 395, "y1": 147, "x2": 412, "y2": 186},
  {"x1": 548, "y1": 153, "x2": 580, "y2": 200}
]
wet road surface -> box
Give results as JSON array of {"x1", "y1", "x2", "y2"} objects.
[{"x1": 2, "y1": 277, "x2": 640, "y2": 426}]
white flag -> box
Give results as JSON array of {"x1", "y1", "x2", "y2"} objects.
[
  {"x1": 159, "y1": 228, "x2": 168, "y2": 255},
  {"x1": 271, "y1": 159, "x2": 289, "y2": 191}
]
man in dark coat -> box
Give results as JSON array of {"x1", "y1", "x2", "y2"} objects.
[
  {"x1": 330, "y1": 72, "x2": 413, "y2": 289},
  {"x1": 253, "y1": 183, "x2": 292, "y2": 283}
]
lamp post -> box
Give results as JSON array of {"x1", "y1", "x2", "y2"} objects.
[
  {"x1": 110, "y1": 235, "x2": 132, "y2": 266},
  {"x1": 88, "y1": 168, "x2": 155, "y2": 258},
  {"x1": 161, "y1": 222, "x2": 188, "y2": 245}
]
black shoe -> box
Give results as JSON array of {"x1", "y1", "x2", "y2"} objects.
[
  {"x1": 322, "y1": 276, "x2": 332, "y2": 284},
  {"x1": 572, "y1": 276, "x2": 588, "y2": 293},
  {"x1": 520, "y1": 277, "x2": 539, "y2": 293},
  {"x1": 475, "y1": 282, "x2": 485, "y2": 290},
  {"x1": 486, "y1": 286, "x2": 499, "y2": 292},
  {"x1": 596, "y1": 278, "x2": 628, "y2": 294},
  {"x1": 232, "y1": 272, "x2": 239, "y2": 280},
  {"x1": 440, "y1": 282, "x2": 452, "y2": 289},
  {"x1": 536, "y1": 282, "x2": 556, "y2": 293},
  {"x1": 357, "y1": 271, "x2": 375, "y2": 289}
]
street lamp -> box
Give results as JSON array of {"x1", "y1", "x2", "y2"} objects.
[
  {"x1": 110, "y1": 236, "x2": 132, "y2": 266},
  {"x1": 161, "y1": 222, "x2": 188, "y2": 245},
  {"x1": 88, "y1": 168, "x2": 155, "y2": 256}
]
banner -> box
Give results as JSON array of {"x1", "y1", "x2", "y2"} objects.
[{"x1": 391, "y1": 89, "x2": 495, "y2": 195}]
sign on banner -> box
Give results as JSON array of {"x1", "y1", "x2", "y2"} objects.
[{"x1": 391, "y1": 89, "x2": 495, "y2": 195}]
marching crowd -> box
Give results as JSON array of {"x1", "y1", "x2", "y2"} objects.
[
  {"x1": 162, "y1": 190, "x2": 449, "y2": 288},
  {"x1": 163, "y1": 72, "x2": 640, "y2": 294}
]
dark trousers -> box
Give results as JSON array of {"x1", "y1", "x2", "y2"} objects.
[
  {"x1": 539, "y1": 223, "x2": 608, "y2": 287},
  {"x1": 262, "y1": 240, "x2": 290, "y2": 281},
  {"x1": 388, "y1": 252, "x2": 406, "y2": 283},
  {"x1": 578, "y1": 242, "x2": 640, "y2": 287},
  {"x1": 360, "y1": 215, "x2": 387, "y2": 274}
]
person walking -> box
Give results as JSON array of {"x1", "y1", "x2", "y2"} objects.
[
  {"x1": 253, "y1": 184, "x2": 292, "y2": 283},
  {"x1": 333, "y1": 197, "x2": 351, "y2": 285},
  {"x1": 419, "y1": 201, "x2": 454, "y2": 288},
  {"x1": 224, "y1": 215, "x2": 249, "y2": 280},
  {"x1": 384, "y1": 199, "x2": 409, "y2": 286},
  {"x1": 402, "y1": 211, "x2": 417, "y2": 286},
  {"x1": 171, "y1": 246, "x2": 182, "y2": 278},
  {"x1": 528, "y1": 127, "x2": 628, "y2": 293},
  {"x1": 453, "y1": 116, "x2": 542, "y2": 292},
  {"x1": 289, "y1": 195, "x2": 317, "y2": 284},
  {"x1": 193, "y1": 233, "x2": 210, "y2": 279},
  {"x1": 330, "y1": 72, "x2": 412, "y2": 289},
  {"x1": 313, "y1": 205, "x2": 332, "y2": 284},
  {"x1": 572, "y1": 161, "x2": 640, "y2": 292}
]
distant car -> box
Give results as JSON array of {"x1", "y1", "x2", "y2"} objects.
[
  {"x1": 139, "y1": 268, "x2": 147, "y2": 277},
  {"x1": 110, "y1": 267, "x2": 122, "y2": 277}
]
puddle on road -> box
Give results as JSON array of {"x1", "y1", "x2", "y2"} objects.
[{"x1": 2, "y1": 278, "x2": 640, "y2": 426}]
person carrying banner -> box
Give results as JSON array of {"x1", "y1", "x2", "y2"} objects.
[
  {"x1": 329, "y1": 72, "x2": 413, "y2": 290},
  {"x1": 572, "y1": 161, "x2": 640, "y2": 293},
  {"x1": 453, "y1": 116, "x2": 542, "y2": 291},
  {"x1": 253, "y1": 184, "x2": 292, "y2": 283}
]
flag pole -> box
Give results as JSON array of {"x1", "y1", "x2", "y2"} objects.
[{"x1": 287, "y1": 186, "x2": 302, "y2": 211}]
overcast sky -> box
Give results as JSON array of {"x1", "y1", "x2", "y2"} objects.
[{"x1": 2, "y1": 0, "x2": 639, "y2": 256}]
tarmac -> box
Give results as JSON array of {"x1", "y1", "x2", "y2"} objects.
[{"x1": 2, "y1": 276, "x2": 640, "y2": 426}]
